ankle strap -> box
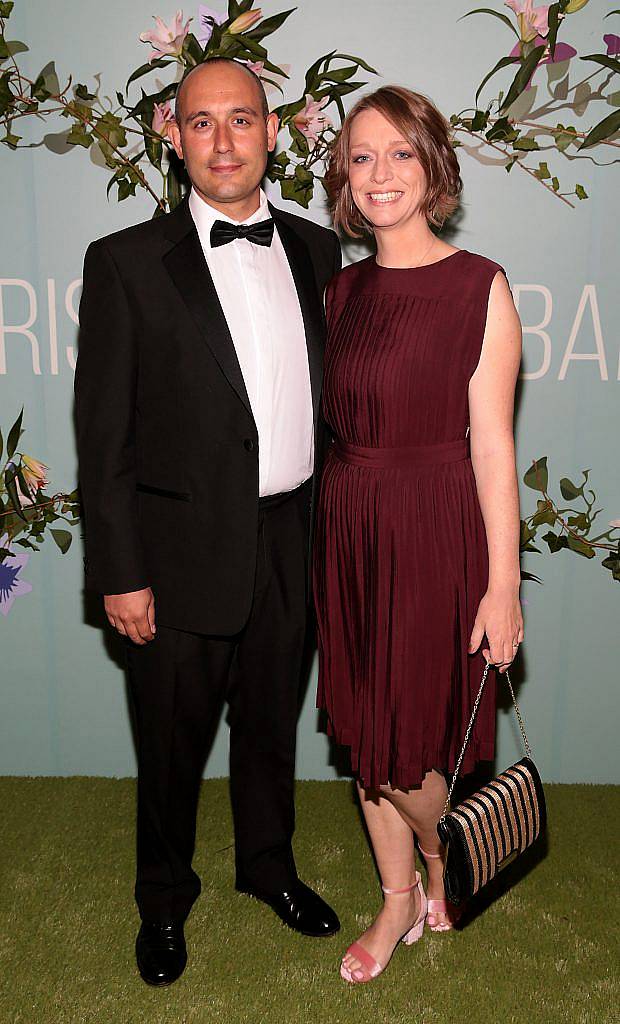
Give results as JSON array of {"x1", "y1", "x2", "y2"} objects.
[
  {"x1": 382, "y1": 871, "x2": 421, "y2": 895},
  {"x1": 418, "y1": 847, "x2": 442, "y2": 859}
]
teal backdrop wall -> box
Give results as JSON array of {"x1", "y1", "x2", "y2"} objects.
[{"x1": 1, "y1": 0, "x2": 618, "y2": 783}]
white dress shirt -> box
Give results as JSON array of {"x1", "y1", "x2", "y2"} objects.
[{"x1": 188, "y1": 187, "x2": 314, "y2": 497}]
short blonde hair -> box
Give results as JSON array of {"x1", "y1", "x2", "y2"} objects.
[{"x1": 326, "y1": 85, "x2": 462, "y2": 238}]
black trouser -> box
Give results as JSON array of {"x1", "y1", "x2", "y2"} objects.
[{"x1": 126, "y1": 481, "x2": 311, "y2": 924}]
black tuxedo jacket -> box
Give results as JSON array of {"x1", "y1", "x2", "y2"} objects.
[{"x1": 74, "y1": 196, "x2": 341, "y2": 635}]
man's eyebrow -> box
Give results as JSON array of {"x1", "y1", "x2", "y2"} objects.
[{"x1": 185, "y1": 105, "x2": 259, "y2": 123}]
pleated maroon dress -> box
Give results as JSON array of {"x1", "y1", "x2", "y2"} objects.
[{"x1": 313, "y1": 249, "x2": 507, "y2": 790}]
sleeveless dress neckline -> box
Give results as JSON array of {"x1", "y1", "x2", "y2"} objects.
[{"x1": 373, "y1": 249, "x2": 468, "y2": 272}]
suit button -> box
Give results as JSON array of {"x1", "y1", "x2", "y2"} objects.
[{"x1": 243, "y1": 438, "x2": 255, "y2": 452}]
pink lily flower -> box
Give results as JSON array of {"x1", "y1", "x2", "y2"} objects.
[
  {"x1": 228, "y1": 9, "x2": 262, "y2": 34},
  {"x1": 20, "y1": 454, "x2": 49, "y2": 496},
  {"x1": 505, "y1": 0, "x2": 550, "y2": 42},
  {"x1": 152, "y1": 100, "x2": 175, "y2": 137},
  {"x1": 604, "y1": 34, "x2": 620, "y2": 57},
  {"x1": 197, "y1": 4, "x2": 226, "y2": 46},
  {"x1": 245, "y1": 60, "x2": 265, "y2": 76},
  {"x1": 509, "y1": 33, "x2": 577, "y2": 88},
  {"x1": 139, "y1": 10, "x2": 192, "y2": 62},
  {"x1": 293, "y1": 94, "x2": 332, "y2": 143}
]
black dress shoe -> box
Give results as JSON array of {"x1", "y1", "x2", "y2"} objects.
[
  {"x1": 237, "y1": 879, "x2": 340, "y2": 937},
  {"x1": 135, "y1": 921, "x2": 187, "y2": 986}
]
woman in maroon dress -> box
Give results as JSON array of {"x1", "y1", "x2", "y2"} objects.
[{"x1": 313, "y1": 86, "x2": 524, "y2": 984}]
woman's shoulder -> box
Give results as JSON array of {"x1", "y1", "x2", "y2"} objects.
[
  {"x1": 326, "y1": 255, "x2": 375, "y2": 304},
  {"x1": 461, "y1": 249, "x2": 509, "y2": 284}
]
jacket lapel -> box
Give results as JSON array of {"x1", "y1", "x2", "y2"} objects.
[
  {"x1": 162, "y1": 198, "x2": 253, "y2": 417},
  {"x1": 269, "y1": 203, "x2": 325, "y2": 428}
]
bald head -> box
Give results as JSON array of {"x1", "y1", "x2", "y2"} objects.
[
  {"x1": 167, "y1": 54, "x2": 280, "y2": 220},
  {"x1": 175, "y1": 57, "x2": 269, "y2": 125}
]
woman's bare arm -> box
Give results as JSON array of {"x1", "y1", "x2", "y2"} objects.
[{"x1": 467, "y1": 270, "x2": 524, "y2": 672}]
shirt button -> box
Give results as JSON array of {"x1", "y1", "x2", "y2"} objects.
[{"x1": 243, "y1": 438, "x2": 255, "y2": 452}]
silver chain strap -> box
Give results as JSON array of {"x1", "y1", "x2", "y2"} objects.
[{"x1": 442, "y1": 663, "x2": 532, "y2": 819}]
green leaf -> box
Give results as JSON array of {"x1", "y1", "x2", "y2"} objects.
[
  {"x1": 304, "y1": 51, "x2": 336, "y2": 94},
  {"x1": 182, "y1": 31, "x2": 205, "y2": 67},
  {"x1": 543, "y1": 531, "x2": 569, "y2": 553},
  {"x1": 580, "y1": 53, "x2": 620, "y2": 75},
  {"x1": 16, "y1": 538, "x2": 39, "y2": 551},
  {"x1": 4, "y1": 470, "x2": 26, "y2": 522},
  {"x1": 531, "y1": 499, "x2": 556, "y2": 527},
  {"x1": 75, "y1": 83, "x2": 96, "y2": 102},
  {"x1": 534, "y1": 160, "x2": 551, "y2": 179},
  {"x1": 245, "y1": 8, "x2": 296, "y2": 42},
  {"x1": 601, "y1": 553, "x2": 620, "y2": 582},
  {"x1": 50, "y1": 528, "x2": 72, "y2": 554},
  {"x1": 6, "y1": 407, "x2": 22, "y2": 459},
  {"x1": 520, "y1": 521, "x2": 537, "y2": 546},
  {"x1": 566, "y1": 534, "x2": 595, "y2": 558},
  {"x1": 30, "y1": 60, "x2": 60, "y2": 101},
  {"x1": 551, "y1": 176, "x2": 560, "y2": 191},
  {"x1": 317, "y1": 65, "x2": 360, "y2": 85},
  {"x1": 575, "y1": 183, "x2": 588, "y2": 200},
  {"x1": 486, "y1": 115, "x2": 518, "y2": 143},
  {"x1": 578, "y1": 109, "x2": 620, "y2": 150},
  {"x1": 475, "y1": 55, "x2": 519, "y2": 106},
  {"x1": 470, "y1": 108, "x2": 489, "y2": 131},
  {"x1": 126, "y1": 58, "x2": 172, "y2": 90},
  {"x1": 2, "y1": 130, "x2": 20, "y2": 148},
  {"x1": 546, "y1": 2, "x2": 561, "y2": 58},
  {"x1": 605, "y1": 9, "x2": 620, "y2": 17},
  {"x1": 567, "y1": 512, "x2": 588, "y2": 531},
  {"x1": 512, "y1": 135, "x2": 539, "y2": 151},
  {"x1": 0, "y1": 2, "x2": 15, "y2": 17},
  {"x1": 554, "y1": 122, "x2": 577, "y2": 152},
  {"x1": 523, "y1": 457, "x2": 548, "y2": 493},
  {"x1": 117, "y1": 179, "x2": 136, "y2": 201},
  {"x1": 460, "y1": 8, "x2": 519, "y2": 36},
  {"x1": 501, "y1": 45, "x2": 546, "y2": 112},
  {"x1": 167, "y1": 159, "x2": 185, "y2": 210},
  {"x1": 559, "y1": 476, "x2": 581, "y2": 500},
  {"x1": 66, "y1": 123, "x2": 93, "y2": 148},
  {"x1": 280, "y1": 175, "x2": 313, "y2": 209},
  {"x1": 333, "y1": 52, "x2": 378, "y2": 76},
  {"x1": 0, "y1": 70, "x2": 12, "y2": 116}
]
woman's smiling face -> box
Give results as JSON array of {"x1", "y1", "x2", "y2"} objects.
[{"x1": 347, "y1": 108, "x2": 428, "y2": 231}]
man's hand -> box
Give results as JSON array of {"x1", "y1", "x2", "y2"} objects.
[{"x1": 104, "y1": 587, "x2": 156, "y2": 645}]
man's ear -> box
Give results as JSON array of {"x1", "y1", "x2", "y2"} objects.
[
  {"x1": 266, "y1": 112, "x2": 280, "y2": 153},
  {"x1": 168, "y1": 121, "x2": 184, "y2": 161}
]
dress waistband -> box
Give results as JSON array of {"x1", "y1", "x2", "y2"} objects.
[{"x1": 333, "y1": 438, "x2": 470, "y2": 469}]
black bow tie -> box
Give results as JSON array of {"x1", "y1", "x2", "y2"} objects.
[{"x1": 210, "y1": 217, "x2": 275, "y2": 249}]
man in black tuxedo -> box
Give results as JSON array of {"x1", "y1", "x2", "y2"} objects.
[{"x1": 74, "y1": 57, "x2": 341, "y2": 986}]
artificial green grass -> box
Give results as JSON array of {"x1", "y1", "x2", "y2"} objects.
[{"x1": 1, "y1": 779, "x2": 618, "y2": 1024}]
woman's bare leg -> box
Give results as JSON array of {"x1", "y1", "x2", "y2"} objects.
[
  {"x1": 342, "y1": 782, "x2": 420, "y2": 979},
  {"x1": 381, "y1": 769, "x2": 452, "y2": 928}
]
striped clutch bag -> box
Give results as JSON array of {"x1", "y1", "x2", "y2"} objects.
[{"x1": 437, "y1": 663, "x2": 546, "y2": 906}]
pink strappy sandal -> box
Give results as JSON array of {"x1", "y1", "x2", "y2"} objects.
[
  {"x1": 340, "y1": 871, "x2": 428, "y2": 984},
  {"x1": 418, "y1": 847, "x2": 462, "y2": 932}
]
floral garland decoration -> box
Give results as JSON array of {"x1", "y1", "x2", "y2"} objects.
[
  {"x1": 451, "y1": 0, "x2": 620, "y2": 207},
  {"x1": 0, "y1": 410, "x2": 80, "y2": 615},
  {"x1": 0, "y1": 1, "x2": 376, "y2": 211}
]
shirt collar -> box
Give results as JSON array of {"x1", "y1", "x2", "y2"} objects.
[{"x1": 188, "y1": 187, "x2": 270, "y2": 250}]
